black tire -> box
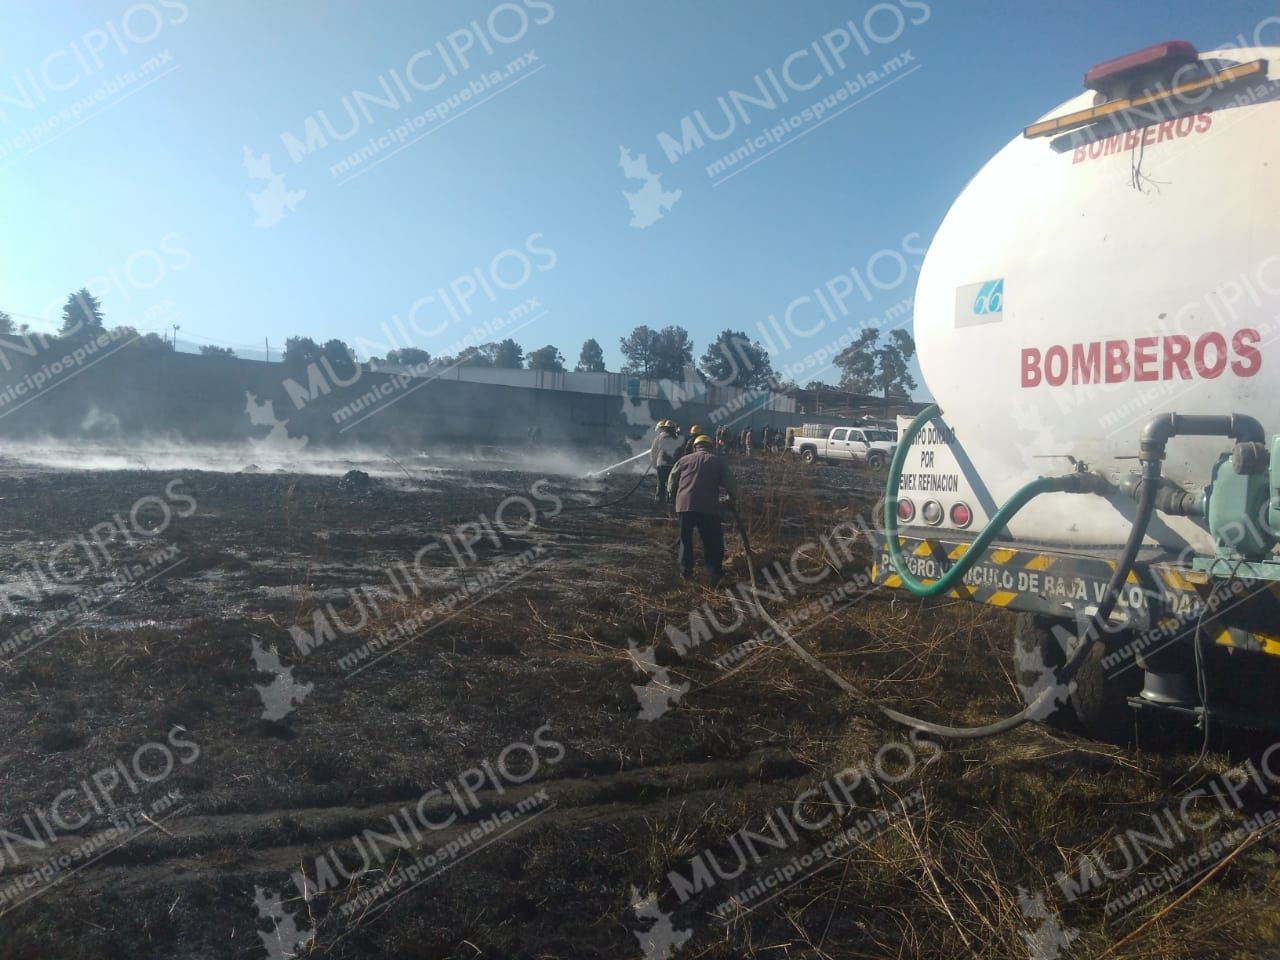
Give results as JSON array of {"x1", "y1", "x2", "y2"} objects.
[
  {"x1": 1013, "y1": 614, "x2": 1140, "y2": 743},
  {"x1": 1070, "y1": 636, "x2": 1141, "y2": 743},
  {"x1": 1012, "y1": 613, "x2": 1074, "y2": 730},
  {"x1": 800, "y1": 448, "x2": 817, "y2": 465},
  {"x1": 867, "y1": 451, "x2": 886, "y2": 470}
]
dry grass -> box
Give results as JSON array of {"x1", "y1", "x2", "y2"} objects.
[
  {"x1": 609, "y1": 461, "x2": 1280, "y2": 959},
  {"x1": 7, "y1": 463, "x2": 1280, "y2": 958},
  {"x1": 738, "y1": 456, "x2": 826, "y2": 549},
  {"x1": 243, "y1": 456, "x2": 1280, "y2": 960}
]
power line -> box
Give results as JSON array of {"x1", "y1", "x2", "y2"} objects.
[
  {"x1": 0, "y1": 309, "x2": 271, "y2": 358},
  {"x1": 162, "y1": 327, "x2": 270, "y2": 351}
]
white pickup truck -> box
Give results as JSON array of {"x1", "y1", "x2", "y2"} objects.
[{"x1": 791, "y1": 425, "x2": 898, "y2": 468}]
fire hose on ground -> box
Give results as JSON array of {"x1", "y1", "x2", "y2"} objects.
[
  {"x1": 725, "y1": 406, "x2": 1263, "y2": 740},
  {"x1": 555, "y1": 451, "x2": 655, "y2": 513}
]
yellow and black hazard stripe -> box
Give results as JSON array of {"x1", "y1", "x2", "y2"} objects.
[
  {"x1": 876, "y1": 536, "x2": 1280, "y2": 658},
  {"x1": 875, "y1": 539, "x2": 1089, "y2": 607},
  {"x1": 873, "y1": 536, "x2": 1197, "y2": 621},
  {"x1": 875, "y1": 540, "x2": 1016, "y2": 607},
  {"x1": 1214, "y1": 626, "x2": 1280, "y2": 656}
]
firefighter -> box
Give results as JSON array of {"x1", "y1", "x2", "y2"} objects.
[
  {"x1": 683, "y1": 424, "x2": 702, "y2": 457},
  {"x1": 761, "y1": 424, "x2": 772, "y2": 454},
  {"x1": 667, "y1": 434, "x2": 737, "y2": 585},
  {"x1": 650, "y1": 420, "x2": 681, "y2": 504}
]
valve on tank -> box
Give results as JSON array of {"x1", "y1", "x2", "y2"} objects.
[
  {"x1": 1118, "y1": 474, "x2": 1204, "y2": 517},
  {"x1": 1206, "y1": 441, "x2": 1274, "y2": 561}
]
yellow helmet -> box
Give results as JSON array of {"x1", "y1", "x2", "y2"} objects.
[
  {"x1": 655, "y1": 420, "x2": 666, "y2": 431},
  {"x1": 690, "y1": 424, "x2": 701, "y2": 435},
  {"x1": 693, "y1": 434, "x2": 713, "y2": 447}
]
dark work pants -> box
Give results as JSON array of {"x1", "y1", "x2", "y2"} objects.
[
  {"x1": 656, "y1": 465, "x2": 673, "y2": 502},
  {"x1": 678, "y1": 511, "x2": 723, "y2": 577}
]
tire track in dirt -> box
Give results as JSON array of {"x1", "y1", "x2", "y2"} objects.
[{"x1": 0, "y1": 751, "x2": 813, "y2": 901}]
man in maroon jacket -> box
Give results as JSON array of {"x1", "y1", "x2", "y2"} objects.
[{"x1": 666, "y1": 434, "x2": 738, "y2": 585}]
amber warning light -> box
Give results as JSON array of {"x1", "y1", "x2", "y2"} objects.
[{"x1": 1024, "y1": 45, "x2": 1267, "y2": 140}]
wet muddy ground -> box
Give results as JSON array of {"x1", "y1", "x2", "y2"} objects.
[{"x1": 0, "y1": 452, "x2": 1278, "y2": 959}]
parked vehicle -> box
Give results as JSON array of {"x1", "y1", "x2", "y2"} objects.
[{"x1": 789, "y1": 424, "x2": 897, "y2": 468}]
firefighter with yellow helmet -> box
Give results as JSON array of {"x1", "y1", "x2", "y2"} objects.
[
  {"x1": 682, "y1": 424, "x2": 703, "y2": 457},
  {"x1": 650, "y1": 420, "x2": 682, "y2": 504}
]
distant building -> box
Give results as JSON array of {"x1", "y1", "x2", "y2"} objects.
[{"x1": 784, "y1": 385, "x2": 928, "y2": 423}]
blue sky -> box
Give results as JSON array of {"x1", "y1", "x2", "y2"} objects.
[{"x1": 1, "y1": 0, "x2": 1275, "y2": 397}]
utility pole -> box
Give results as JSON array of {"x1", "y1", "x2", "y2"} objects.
[
  {"x1": 265, "y1": 337, "x2": 269, "y2": 361},
  {"x1": 171, "y1": 323, "x2": 180, "y2": 350}
]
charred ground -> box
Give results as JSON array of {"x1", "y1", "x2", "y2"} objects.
[{"x1": 0, "y1": 455, "x2": 1277, "y2": 959}]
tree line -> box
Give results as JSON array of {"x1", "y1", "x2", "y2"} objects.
[
  {"x1": 2, "y1": 289, "x2": 919, "y2": 398},
  {"x1": 305, "y1": 322, "x2": 916, "y2": 398},
  {"x1": 0, "y1": 288, "x2": 238, "y2": 357}
]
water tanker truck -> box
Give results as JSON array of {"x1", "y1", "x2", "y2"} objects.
[{"x1": 874, "y1": 40, "x2": 1280, "y2": 740}]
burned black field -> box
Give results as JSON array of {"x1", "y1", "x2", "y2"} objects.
[{"x1": 1, "y1": 453, "x2": 1279, "y2": 960}]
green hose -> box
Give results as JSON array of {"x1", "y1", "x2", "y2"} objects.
[
  {"x1": 883, "y1": 404, "x2": 1066, "y2": 597},
  {"x1": 725, "y1": 406, "x2": 1152, "y2": 739}
]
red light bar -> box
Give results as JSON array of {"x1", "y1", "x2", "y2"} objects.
[
  {"x1": 1085, "y1": 40, "x2": 1199, "y2": 91},
  {"x1": 1024, "y1": 58, "x2": 1268, "y2": 138}
]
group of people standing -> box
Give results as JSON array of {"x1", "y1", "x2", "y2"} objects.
[
  {"x1": 647, "y1": 419, "x2": 744, "y2": 586},
  {"x1": 706, "y1": 423, "x2": 782, "y2": 456}
]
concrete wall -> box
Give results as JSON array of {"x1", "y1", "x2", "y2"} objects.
[
  {"x1": 0, "y1": 350, "x2": 898, "y2": 452},
  {"x1": 377, "y1": 363, "x2": 799, "y2": 414}
]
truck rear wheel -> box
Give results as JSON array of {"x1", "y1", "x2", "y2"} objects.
[
  {"x1": 801, "y1": 448, "x2": 817, "y2": 464},
  {"x1": 1013, "y1": 613, "x2": 1139, "y2": 743},
  {"x1": 867, "y1": 451, "x2": 886, "y2": 470}
]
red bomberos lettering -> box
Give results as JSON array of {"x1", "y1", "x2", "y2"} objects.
[
  {"x1": 1022, "y1": 330, "x2": 1262, "y2": 388},
  {"x1": 1071, "y1": 112, "x2": 1213, "y2": 165}
]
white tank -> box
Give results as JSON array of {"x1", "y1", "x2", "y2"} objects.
[{"x1": 913, "y1": 45, "x2": 1280, "y2": 553}]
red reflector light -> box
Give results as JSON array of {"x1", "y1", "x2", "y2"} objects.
[
  {"x1": 950, "y1": 502, "x2": 973, "y2": 529},
  {"x1": 921, "y1": 500, "x2": 943, "y2": 526},
  {"x1": 897, "y1": 499, "x2": 915, "y2": 523},
  {"x1": 1084, "y1": 40, "x2": 1198, "y2": 91}
]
